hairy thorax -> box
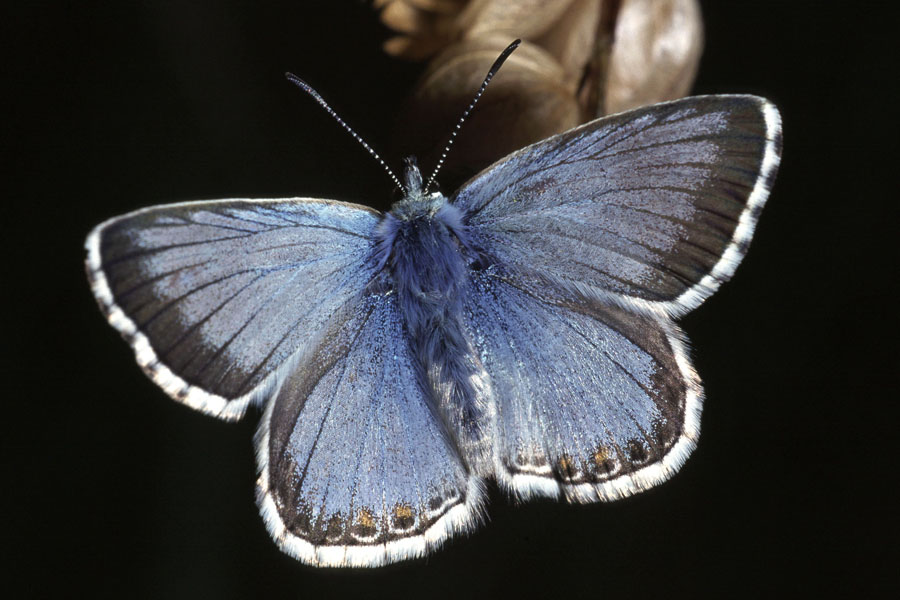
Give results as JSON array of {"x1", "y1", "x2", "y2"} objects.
[{"x1": 382, "y1": 192, "x2": 468, "y2": 320}]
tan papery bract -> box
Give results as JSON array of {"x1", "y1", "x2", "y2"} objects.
[
  {"x1": 458, "y1": 0, "x2": 577, "y2": 40},
  {"x1": 380, "y1": 0, "x2": 467, "y2": 60},
  {"x1": 392, "y1": 35, "x2": 581, "y2": 190},
  {"x1": 604, "y1": 0, "x2": 703, "y2": 114},
  {"x1": 377, "y1": 0, "x2": 703, "y2": 189}
]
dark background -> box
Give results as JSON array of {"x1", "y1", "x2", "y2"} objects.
[{"x1": 5, "y1": 1, "x2": 894, "y2": 597}]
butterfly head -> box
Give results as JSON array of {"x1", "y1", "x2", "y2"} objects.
[
  {"x1": 390, "y1": 156, "x2": 449, "y2": 222},
  {"x1": 374, "y1": 156, "x2": 468, "y2": 272},
  {"x1": 402, "y1": 156, "x2": 424, "y2": 199}
]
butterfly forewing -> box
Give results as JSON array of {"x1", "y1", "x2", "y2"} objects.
[
  {"x1": 86, "y1": 198, "x2": 381, "y2": 420},
  {"x1": 454, "y1": 95, "x2": 782, "y2": 316},
  {"x1": 464, "y1": 268, "x2": 700, "y2": 501},
  {"x1": 256, "y1": 292, "x2": 483, "y2": 567}
]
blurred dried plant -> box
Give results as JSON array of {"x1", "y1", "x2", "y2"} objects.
[{"x1": 376, "y1": 0, "x2": 703, "y2": 190}]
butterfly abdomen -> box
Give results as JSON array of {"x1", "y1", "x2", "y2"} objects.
[{"x1": 376, "y1": 195, "x2": 491, "y2": 471}]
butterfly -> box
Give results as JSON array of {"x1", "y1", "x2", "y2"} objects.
[{"x1": 85, "y1": 42, "x2": 782, "y2": 567}]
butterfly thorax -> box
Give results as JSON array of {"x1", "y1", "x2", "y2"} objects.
[
  {"x1": 377, "y1": 158, "x2": 470, "y2": 309},
  {"x1": 372, "y1": 158, "x2": 491, "y2": 472}
]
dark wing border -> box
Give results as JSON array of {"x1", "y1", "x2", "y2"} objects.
[
  {"x1": 255, "y1": 403, "x2": 486, "y2": 567},
  {"x1": 656, "y1": 96, "x2": 783, "y2": 316}
]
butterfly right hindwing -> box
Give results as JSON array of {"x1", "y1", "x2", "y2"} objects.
[{"x1": 463, "y1": 268, "x2": 700, "y2": 502}]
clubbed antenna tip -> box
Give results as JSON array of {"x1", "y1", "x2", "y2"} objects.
[
  {"x1": 423, "y1": 39, "x2": 522, "y2": 194},
  {"x1": 285, "y1": 72, "x2": 404, "y2": 193}
]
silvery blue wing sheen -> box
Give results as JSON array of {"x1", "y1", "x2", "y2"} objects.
[{"x1": 86, "y1": 94, "x2": 782, "y2": 567}]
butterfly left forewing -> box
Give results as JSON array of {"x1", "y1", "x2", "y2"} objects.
[
  {"x1": 464, "y1": 268, "x2": 700, "y2": 502},
  {"x1": 257, "y1": 291, "x2": 484, "y2": 567},
  {"x1": 86, "y1": 198, "x2": 380, "y2": 420}
]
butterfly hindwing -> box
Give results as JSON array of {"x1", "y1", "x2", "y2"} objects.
[
  {"x1": 455, "y1": 95, "x2": 782, "y2": 316},
  {"x1": 86, "y1": 198, "x2": 381, "y2": 420},
  {"x1": 464, "y1": 268, "x2": 700, "y2": 502},
  {"x1": 256, "y1": 291, "x2": 483, "y2": 567}
]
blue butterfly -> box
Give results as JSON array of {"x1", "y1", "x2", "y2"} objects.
[{"x1": 85, "y1": 41, "x2": 781, "y2": 567}]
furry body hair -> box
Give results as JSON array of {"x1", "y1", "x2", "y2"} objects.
[{"x1": 373, "y1": 163, "x2": 490, "y2": 472}]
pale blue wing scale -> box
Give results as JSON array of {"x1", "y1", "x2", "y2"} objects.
[
  {"x1": 454, "y1": 95, "x2": 782, "y2": 316},
  {"x1": 85, "y1": 198, "x2": 381, "y2": 420},
  {"x1": 464, "y1": 268, "x2": 701, "y2": 502},
  {"x1": 256, "y1": 292, "x2": 483, "y2": 567}
]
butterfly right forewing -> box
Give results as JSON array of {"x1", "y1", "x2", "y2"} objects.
[{"x1": 454, "y1": 95, "x2": 782, "y2": 317}]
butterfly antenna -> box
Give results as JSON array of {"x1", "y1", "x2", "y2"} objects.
[
  {"x1": 423, "y1": 39, "x2": 521, "y2": 194},
  {"x1": 285, "y1": 73, "x2": 405, "y2": 192}
]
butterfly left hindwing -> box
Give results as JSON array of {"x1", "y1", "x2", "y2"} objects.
[{"x1": 256, "y1": 292, "x2": 483, "y2": 567}]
